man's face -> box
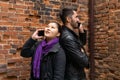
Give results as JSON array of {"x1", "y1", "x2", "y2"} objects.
[{"x1": 70, "y1": 11, "x2": 79, "y2": 29}]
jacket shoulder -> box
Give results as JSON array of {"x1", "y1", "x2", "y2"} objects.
[{"x1": 61, "y1": 30, "x2": 74, "y2": 42}]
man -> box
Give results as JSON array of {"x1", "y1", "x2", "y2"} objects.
[{"x1": 59, "y1": 8, "x2": 89, "y2": 80}]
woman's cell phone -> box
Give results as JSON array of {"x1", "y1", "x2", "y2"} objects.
[{"x1": 38, "y1": 30, "x2": 44, "y2": 36}]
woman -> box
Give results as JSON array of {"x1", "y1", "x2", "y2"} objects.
[{"x1": 21, "y1": 22, "x2": 66, "y2": 80}]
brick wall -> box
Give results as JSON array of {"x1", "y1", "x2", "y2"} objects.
[
  {"x1": 94, "y1": 0, "x2": 120, "y2": 79},
  {"x1": 0, "y1": 0, "x2": 89, "y2": 80}
]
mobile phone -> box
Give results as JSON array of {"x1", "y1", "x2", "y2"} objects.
[
  {"x1": 38, "y1": 30, "x2": 44, "y2": 36},
  {"x1": 78, "y1": 22, "x2": 81, "y2": 27}
]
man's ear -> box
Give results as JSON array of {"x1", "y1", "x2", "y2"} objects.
[{"x1": 66, "y1": 17, "x2": 71, "y2": 23}]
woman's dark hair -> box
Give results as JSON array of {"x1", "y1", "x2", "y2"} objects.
[
  {"x1": 54, "y1": 22, "x2": 62, "y2": 34},
  {"x1": 59, "y1": 8, "x2": 74, "y2": 24}
]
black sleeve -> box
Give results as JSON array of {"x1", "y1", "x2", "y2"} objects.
[
  {"x1": 53, "y1": 48, "x2": 66, "y2": 80},
  {"x1": 20, "y1": 38, "x2": 37, "y2": 58},
  {"x1": 79, "y1": 30, "x2": 87, "y2": 45},
  {"x1": 60, "y1": 36, "x2": 89, "y2": 68}
]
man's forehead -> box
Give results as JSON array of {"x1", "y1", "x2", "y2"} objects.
[{"x1": 73, "y1": 11, "x2": 78, "y2": 15}]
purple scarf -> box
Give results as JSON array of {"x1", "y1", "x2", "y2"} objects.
[{"x1": 33, "y1": 38, "x2": 59, "y2": 79}]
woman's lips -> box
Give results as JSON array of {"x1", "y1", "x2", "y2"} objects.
[{"x1": 45, "y1": 31, "x2": 50, "y2": 34}]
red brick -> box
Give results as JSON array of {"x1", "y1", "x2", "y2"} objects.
[
  {"x1": 14, "y1": 22, "x2": 30, "y2": 27},
  {"x1": 0, "y1": 22, "x2": 13, "y2": 26},
  {"x1": 17, "y1": 17, "x2": 26, "y2": 22},
  {"x1": 16, "y1": 0, "x2": 25, "y2": 5},
  {"x1": 2, "y1": 16, "x2": 9, "y2": 21},
  {"x1": 16, "y1": 9, "x2": 24, "y2": 14},
  {"x1": 0, "y1": 54, "x2": 5, "y2": 59},
  {"x1": 3, "y1": 45, "x2": 11, "y2": 49},
  {"x1": 25, "y1": 1, "x2": 34, "y2": 6},
  {"x1": 5, "y1": 54, "x2": 12, "y2": 59},
  {"x1": 2, "y1": 77, "x2": 17, "y2": 80},
  {"x1": 9, "y1": 17, "x2": 17, "y2": 22},
  {"x1": 0, "y1": 2, "x2": 12, "y2": 8},
  {"x1": 9, "y1": 7, "x2": 16, "y2": 11},
  {"x1": 0, "y1": 50, "x2": 8, "y2": 54},
  {"x1": 7, "y1": 68, "x2": 20, "y2": 77},
  {"x1": 13, "y1": 4, "x2": 27, "y2": 9},
  {"x1": 0, "y1": 45, "x2": 2, "y2": 49}
]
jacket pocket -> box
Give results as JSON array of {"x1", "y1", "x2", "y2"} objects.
[{"x1": 44, "y1": 72, "x2": 52, "y2": 80}]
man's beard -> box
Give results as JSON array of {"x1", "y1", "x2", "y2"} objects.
[{"x1": 71, "y1": 21, "x2": 78, "y2": 29}]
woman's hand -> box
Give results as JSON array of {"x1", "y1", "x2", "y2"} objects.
[{"x1": 31, "y1": 29, "x2": 44, "y2": 40}]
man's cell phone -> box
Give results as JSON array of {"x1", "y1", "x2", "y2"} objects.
[
  {"x1": 38, "y1": 30, "x2": 44, "y2": 36},
  {"x1": 78, "y1": 23, "x2": 81, "y2": 27}
]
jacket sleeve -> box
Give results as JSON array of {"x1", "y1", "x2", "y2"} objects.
[
  {"x1": 53, "y1": 48, "x2": 66, "y2": 80},
  {"x1": 79, "y1": 30, "x2": 87, "y2": 46},
  {"x1": 60, "y1": 36, "x2": 89, "y2": 68},
  {"x1": 20, "y1": 38, "x2": 37, "y2": 58}
]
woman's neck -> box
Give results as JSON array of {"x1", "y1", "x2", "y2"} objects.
[{"x1": 45, "y1": 37, "x2": 56, "y2": 42}]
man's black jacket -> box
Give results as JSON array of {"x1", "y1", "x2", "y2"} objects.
[{"x1": 59, "y1": 26, "x2": 89, "y2": 80}]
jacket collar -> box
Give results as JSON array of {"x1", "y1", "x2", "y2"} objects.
[
  {"x1": 63, "y1": 26, "x2": 79, "y2": 38},
  {"x1": 43, "y1": 43, "x2": 60, "y2": 57},
  {"x1": 49, "y1": 43, "x2": 60, "y2": 53}
]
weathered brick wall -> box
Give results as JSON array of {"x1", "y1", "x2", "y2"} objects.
[
  {"x1": 0, "y1": 0, "x2": 89, "y2": 80},
  {"x1": 94, "y1": 0, "x2": 120, "y2": 79}
]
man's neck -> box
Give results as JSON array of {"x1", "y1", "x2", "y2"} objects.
[
  {"x1": 65, "y1": 23, "x2": 79, "y2": 36},
  {"x1": 65, "y1": 23, "x2": 74, "y2": 31}
]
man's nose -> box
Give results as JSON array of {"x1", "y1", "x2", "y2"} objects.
[{"x1": 77, "y1": 18, "x2": 80, "y2": 22}]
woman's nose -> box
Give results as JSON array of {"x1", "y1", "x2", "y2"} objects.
[{"x1": 46, "y1": 27, "x2": 51, "y2": 30}]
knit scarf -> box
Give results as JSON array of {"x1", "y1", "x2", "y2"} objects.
[{"x1": 33, "y1": 37, "x2": 59, "y2": 79}]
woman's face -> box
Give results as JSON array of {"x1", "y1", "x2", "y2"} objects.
[{"x1": 44, "y1": 23, "x2": 60, "y2": 39}]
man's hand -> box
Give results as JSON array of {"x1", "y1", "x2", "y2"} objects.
[{"x1": 79, "y1": 23, "x2": 85, "y2": 33}]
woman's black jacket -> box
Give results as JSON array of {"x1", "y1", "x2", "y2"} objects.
[{"x1": 20, "y1": 38, "x2": 66, "y2": 80}]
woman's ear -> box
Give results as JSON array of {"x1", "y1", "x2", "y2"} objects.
[{"x1": 56, "y1": 33, "x2": 60, "y2": 37}]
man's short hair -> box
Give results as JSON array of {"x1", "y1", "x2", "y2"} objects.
[{"x1": 59, "y1": 8, "x2": 74, "y2": 24}]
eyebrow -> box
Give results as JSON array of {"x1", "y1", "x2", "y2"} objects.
[{"x1": 76, "y1": 15, "x2": 79, "y2": 18}]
